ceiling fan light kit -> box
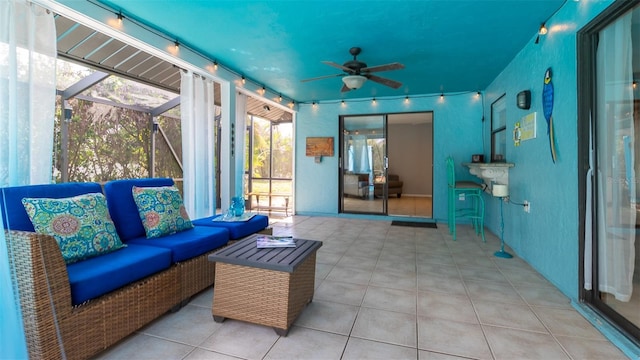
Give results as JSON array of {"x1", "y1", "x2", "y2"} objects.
[
  {"x1": 302, "y1": 47, "x2": 404, "y2": 92},
  {"x1": 342, "y1": 75, "x2": 367, "y2": 90}
]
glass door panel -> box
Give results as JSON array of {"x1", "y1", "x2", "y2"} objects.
[
  {"x1": 341, "y1": 115, "x2": 386, "y2": 214},
  {"x1": 589, "y1": 2, "x2": 640, "y2": 340}
]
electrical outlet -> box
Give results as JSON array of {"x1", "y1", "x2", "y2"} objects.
[
  {"x1": 458, "y1": 193, "x2": 465, "y2": 201},
  {"x1": 524, "y1": 200, "x2": 530, "y2": 213}
]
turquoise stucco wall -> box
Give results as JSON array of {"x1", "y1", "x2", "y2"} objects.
[
  {"x1": 295, "y1": 93, "x2": 484, "y2": 220},
  {"x1": 482, "y1": 0, "x2": 614, "y2": 299},
  {"x1": 295, "y1": 0, "x2": 618, "y2": 304}
]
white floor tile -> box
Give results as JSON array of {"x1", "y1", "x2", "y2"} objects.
[
  {"x1": 351, "y1": 307, "x2": 417, "y2": 347},
  {"x1": 417, "y1": 316, "x2": 492, "y2": 360},
  {"x1": 264, "y1": 326, "x2": 348, "y2": 360},
  {"x1": 95, "y1": 217, "x2": 628, "y2": 360}
]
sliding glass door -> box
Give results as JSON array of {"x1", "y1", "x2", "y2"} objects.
[
  {"x1": 580, "y1": 0, "x2": 640, "y2": 343},
  {"x1": 340, "y1": 115, "x2": 387, "y2": 215}
]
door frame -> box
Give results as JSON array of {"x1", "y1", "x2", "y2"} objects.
[
  {"x1": 338, "y1": 111, "x2": 434, "y2": 217},
  {"x1": 577, "y1": 0, "x2": 640, "y2": 344},
  {"x1": 339, "y1": 114, "x2": 388, "y2": 215}
]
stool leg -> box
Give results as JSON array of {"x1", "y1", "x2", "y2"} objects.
[
  {"x1": 450, "y1": 189, "x2": 456, "y2": 236},
  {"x1": 285, "y1": 197, "x2": 289, "y2": 217},
  {"x1": 479, "y1": 195, "x2": 485, "y2": 242},
  {"x1": 449, "y1": 188, "x2": 456, "y2": 238},
  {"x1": 447, "y1": 187, "x2": 452, "y2": 232}
]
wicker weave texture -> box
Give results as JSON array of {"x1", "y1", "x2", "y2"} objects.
[
  {"x1": 212, "y1": 253, "x2": 316, "y2": 331},
  {"x1": 7, "y1": 231, "x2": 66, "y2": 360},
  {"x1": 5, "y1": 230, "x2": 222, "y2": 360},
  {"x1": 179, "y1": 252, "x2": 217, "y2": 300}
]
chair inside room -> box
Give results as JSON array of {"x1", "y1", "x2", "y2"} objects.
[{"x1": 446, "y1": 157, "x2": 485, "y2": 241}]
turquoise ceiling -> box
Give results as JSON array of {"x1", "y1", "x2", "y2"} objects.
[{"x1": 66, "y1": 0, "x2": 565, "y2": 103}]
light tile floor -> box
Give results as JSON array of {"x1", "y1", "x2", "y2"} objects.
[{"x1": 95, "y1": 216, "x2": 629, "y2": 360}]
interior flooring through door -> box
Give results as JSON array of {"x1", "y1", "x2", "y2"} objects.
[{"x1": 342, "y1": 195, "x2": 432, "y2": 217}]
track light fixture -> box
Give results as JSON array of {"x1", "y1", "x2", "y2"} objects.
[
  {"x1": 241, "y1": 76, "x2": 246, "y2": 84},
  {"x1": 404, "y1": 96, "x2": 410, "y2": 104},
  {"x1": 174, "y1": 41, "x2": 179, "y2": 50},
  {"x1": 213, "y1": 61, "x2": 218, "y2": 71},
  {"x1": 117, "y1": 11, "x2": 123, "y2": 23}
]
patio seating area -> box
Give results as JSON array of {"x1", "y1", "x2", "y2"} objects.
[{"x1": 94, "y1": 217, "x2": 626, "y2": 360}]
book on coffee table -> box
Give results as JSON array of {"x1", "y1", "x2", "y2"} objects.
[{"x1": 256, "y1": 235, "x2": 296, "y2": 248}]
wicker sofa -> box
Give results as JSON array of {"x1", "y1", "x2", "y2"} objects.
[{"x1": 1, "y1": 178, "x2": 268, "y2": 360}]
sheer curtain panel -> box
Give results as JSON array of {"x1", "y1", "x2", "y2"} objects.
[
  {"x1": 180, "y1": 71, "x2": 216, "y2": 219},
  {"x1": 592, "y1": 12, "x2": 635, "y2": 302},
  {"x1": 235, "y1": 93, "x2": 247, "y2": 197},
  {"x1": 0, "y1": 0, "x2": 57, "y2": 358},
  {"x1": 0, "y1": 0, "x2": 56, "y2": 187}
]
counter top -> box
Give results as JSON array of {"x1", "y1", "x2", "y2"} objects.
[
  {"x1": 462, "y1": 162, "x2": 515, "y2": 168},
  {"x1": 462, "y1": 162, "x2": 514, "y2": 188}
]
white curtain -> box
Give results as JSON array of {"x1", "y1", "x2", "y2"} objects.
[
  {"x1": 0, "y1": 0, "x2": 56, "y2": 357},
  {"x1": 180, "y1": 71, "x2": 216, "y2": 219},
  {"x1": 348, "y1": 145, "x2": 355, "y2": 172},
  {"x1": 352, "y1": 136, "x2": 369, "y2": 174},
  {"x1": 590, "y1": 12, "x2": 635, "y2": 302},
  {"x1": 234, "y1": 93, "x2": 247, "y2": 197},
  {"x1": 0, "y1": 0, "x2": 56, "y2": 187},
  {"x1": 585, "y1": 113, "x2": 594, "y2": 291}
]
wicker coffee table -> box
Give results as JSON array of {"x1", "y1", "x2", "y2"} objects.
[{"x1": 207, "y1": 235, "x2": 322, "y2": 335}]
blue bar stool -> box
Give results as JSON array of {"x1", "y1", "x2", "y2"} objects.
[{"x1": 446, "y1": 157, "x2": 485, "y2": 241}]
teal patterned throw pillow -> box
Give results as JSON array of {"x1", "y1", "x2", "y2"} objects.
[
  {"x1": 132, "y1": 185, "x2": 193, "y2": 239},
  {"x1": 21, "y1": 193, "x2": 126, "y2": 264}
]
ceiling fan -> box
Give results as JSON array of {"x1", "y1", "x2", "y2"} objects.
[{"x1": 301, "y1": 47, "x2": 404, "y2": 92}]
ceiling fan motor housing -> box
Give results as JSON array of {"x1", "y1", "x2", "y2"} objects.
[{"x1": 343, "y1": 60, "x2": 367, "y2": 74}]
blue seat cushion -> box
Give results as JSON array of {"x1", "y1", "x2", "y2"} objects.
[
  {"x1": 192, "y1": 214, "x2": 269, "y2": 240},
  {"x1": 66, "y1": 244, "x2": 172, "y2": 305},
  {"x1": 103, "y1": 178, "x2": 174, "y2": 241},
  {"x1": 125, "y1": 226, "x2": 229, "y2": 263},
  {"x1": 0, "y1": 182, "x2": 103, "y2": 231}
]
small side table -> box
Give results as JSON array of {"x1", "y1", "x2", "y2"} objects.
[{"x1": 207, "y1": 235, "x2": 322, "y2": 335}]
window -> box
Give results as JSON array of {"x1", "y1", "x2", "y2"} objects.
[{"x1": 491, "y1": 94, "x2": 507, "y2": 162}]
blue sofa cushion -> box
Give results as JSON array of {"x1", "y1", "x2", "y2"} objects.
[
  {"x1": 125, "y1": 226, "x2": 230, "y2": 263},
  {"x1": 0, "y1": 182, "x2": 103, "y2": 231},
  {"x1": 192, "y1": 214, "x2": 269, "y2": 240},
  {"x1": 66, "y1": 244, "x2": 172, "y2": 305},
  {"x1": 103, "y1": 178, "x2": 174, "y2": 241}
]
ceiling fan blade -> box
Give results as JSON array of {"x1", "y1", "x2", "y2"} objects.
[
  {"x1": 322, "y1": 61, "x2": 354, "y2": 73},
  {"x1": 367, "y1": 74, "x2": 402, "y2": 89},
  {"x1": 341, "y1": 83, "x2": 351, "y2": 92},
  {"x1": 301, "y1": 73, "x2": 344, "y2": 83},
  {"x1": 361, "y1": 62, "x2": 405, "y2": 73}
]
